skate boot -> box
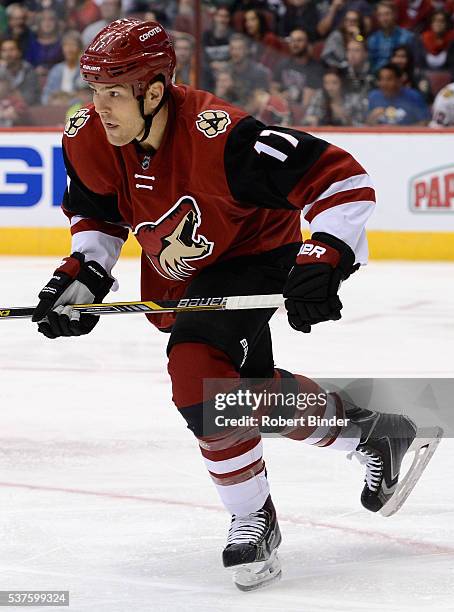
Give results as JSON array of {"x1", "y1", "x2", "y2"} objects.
[
  {"x1": 222, "y1": 495, "x2": 282, "y2": 591},
  {"x1": 346, "y1": 404, "x2": 443, "y2": 517}
]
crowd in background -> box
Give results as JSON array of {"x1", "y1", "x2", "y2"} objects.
[{"x1": 0, "y1": 0, "x2": 454, "y2": 127}]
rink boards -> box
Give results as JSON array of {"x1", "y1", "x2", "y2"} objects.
[{"x1": 0, "y1": 126, "x2": 453, "y2": 260}]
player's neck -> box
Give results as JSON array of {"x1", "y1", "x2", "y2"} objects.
[{"x1": 138, "y1": 102, "x2": 169, "y2": 151}]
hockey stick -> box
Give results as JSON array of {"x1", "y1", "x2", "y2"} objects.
[{"x1": 0, "y1": 294, "x2": 285, "y2": 320}]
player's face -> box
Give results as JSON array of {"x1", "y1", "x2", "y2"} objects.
[{"x1": 90, "y1": 83, "x2": 144, "y2": 146}]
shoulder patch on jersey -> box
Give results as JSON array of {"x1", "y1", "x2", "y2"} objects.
[
  {"x1": 64, "y1": 108, "x2": 91, "y2": 138},
  {"x1": 196, "y1": 109, "x2": 231, "y2": 138},
  {"x1": 442, "y1": 87, "x2": 454, "y2": 98}
]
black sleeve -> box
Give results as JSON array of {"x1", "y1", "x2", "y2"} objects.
[
  {"x1": 224, "y1": 116, "x2": 329, "y2": 210},
  {"x1": 62, "y1": 145, "x2": 124, "y2": 224}
]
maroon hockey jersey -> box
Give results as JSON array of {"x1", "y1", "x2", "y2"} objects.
[{"x1": 62, "y1": 84, "x2": 375, "y2": 329}]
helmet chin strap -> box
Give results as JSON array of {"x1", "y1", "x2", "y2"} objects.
[{"x1": 136, "y1": 91, "x2": 168, "y2": 143}]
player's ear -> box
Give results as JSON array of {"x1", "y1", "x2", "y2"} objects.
[{"x1": 144, "y1": 80, "x2": 165, "y2": 112}]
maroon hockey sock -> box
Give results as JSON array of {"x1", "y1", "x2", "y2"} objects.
[{"x1": 168, "y1": 342, "x2": 269, "y2": 515}]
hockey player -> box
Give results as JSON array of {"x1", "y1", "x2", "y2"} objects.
[{"x1": 31, "y1": 19, "x2": 441, "y2": 590}]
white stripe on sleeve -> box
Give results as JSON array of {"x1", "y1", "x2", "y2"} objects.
[{"x1": 306, "y1": 200, "x2": 375, "y2": 264}]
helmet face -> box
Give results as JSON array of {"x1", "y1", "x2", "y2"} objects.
[{"x1": 80, "y1": 18, "x2": 176, "y2": 97}]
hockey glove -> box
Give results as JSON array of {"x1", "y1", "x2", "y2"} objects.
[
  {"x1": 283, "y1": 232, "x2": 357, "y2": 333},
  {"x1": 32, "y1": 252, "x2": 114, "y2": 339}
]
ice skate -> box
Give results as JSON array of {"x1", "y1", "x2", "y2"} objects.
[
  {"x1": 346, "y1": 405, "x2": 443, "y2": 517},
  {"x1": 222, "y1": 495, "x2": 282, "y2": 591}
]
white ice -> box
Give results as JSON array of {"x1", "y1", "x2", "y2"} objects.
[{"x1": 0, "y1": 258, "x2": 453, "y2": 612}]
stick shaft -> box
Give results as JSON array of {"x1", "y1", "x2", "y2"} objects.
[{"x1": 0, "y1": 294, "x2": 285, "y2": 320}]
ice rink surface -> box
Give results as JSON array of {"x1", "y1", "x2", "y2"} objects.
[{"x1": 1, "y1": 257, "x2": 453, "y2": 612}]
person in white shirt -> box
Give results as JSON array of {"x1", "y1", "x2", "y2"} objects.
[
  {"x1": 430, "y1": 82, "x2": 454, "y2": 127},
  {"x1": 41, "y1": 30, "x2": 86, "y2": 104}
]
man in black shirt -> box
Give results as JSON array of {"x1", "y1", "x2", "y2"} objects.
[{"x1": 273, "y1": 28, "x2": 324, "y2": 107}]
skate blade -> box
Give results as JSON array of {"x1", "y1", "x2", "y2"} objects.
[
  {"x1": 231, "y1": 549, "x2": 282, "y2": 592},
  {"x1": 380, "y1": 426, "x2": 443, "y2": 517}
]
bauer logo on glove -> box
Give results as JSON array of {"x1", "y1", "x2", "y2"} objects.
[
  {"x1": 32, "y1": 252, "x2": 114, "y2": 339},
  {"x1": 283, "y1": 232, "x2": 358, "y2": 333}
]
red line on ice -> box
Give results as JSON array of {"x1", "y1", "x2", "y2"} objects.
[{"x1": 0, "y1": 481, "x2": 452, "y2": 555}]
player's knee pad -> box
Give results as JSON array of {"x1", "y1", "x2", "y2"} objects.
[{"x1": 168, "y1": 342, "x2": 239, "y2": 437}]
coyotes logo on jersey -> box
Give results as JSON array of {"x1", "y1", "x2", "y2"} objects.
[
  {"x1": 64, "y1": 108, "x2": 91, "y2": 138},
  {"x1": 134, "y1": 196, "x2": 214, "y2": 281},
  {"x1": 196, "y1": 110, "x2": 231, "y2": 138}
]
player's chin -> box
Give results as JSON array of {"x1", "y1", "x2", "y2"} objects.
[{"x1": 103, "y1": 128, "x2": 129, "y2": 147}]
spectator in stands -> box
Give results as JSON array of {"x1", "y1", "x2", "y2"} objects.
[
  {"x1": 46, "y1": 90, "x2": 71, "y2": 106},
  {"x1": 226, "y1": 33, "x2": 270, "y2": 106},
  {"x1": 142, "y1": 0, "x2": 177, "y2": 26},
  {"x1": 419, "y1": 10, "x2": 454, "y2": 71},
  {"x1": 273, "y1": 28, "x2": 323, "y2": 109},
  {"x1": 202, "y1": 5, "x2": 233, "y2": 72},
  {"x1": 279, "y1": 0, "x2": 321, "y2": 41},
  {"x1": 25, "y1": 8, "x2": 63, "y2": 74},
  {"x1": 390, "y1": 44, "x2": 432, "y2": 103},
  {"x1": 66, "y1": 0, "x2": 101, "y2": 32},
  {"x1": 26, "y1": 1, "x2": 66, "y2": 20},
  {"x1": 82, "y1": 0, "x2": 122, "y2": 47},
  {"x1": 321, "y1": 9, "x2": 366, "y2": 70},
  {"x1": 0, "y1": 38, "x2": 41, "y2": 105},
  {"x1": 245, "y1": 87, "x2": 290, "y2": 125},
  {"x1": 125, "y1": 3, "x2": 163, "y2": 23},
  {"x1": 174, "y1": 34, "x2": 197, "y2": 86},
  {"x1": 0, "y1": 70, "x2": 27, "y2": 126},
  {"x1": 304, "y1": 68, "x2": 367, "y2": 125},
  {"x1": 42, "y1": 30, "x2": 86, "y2": 104},
  {"x1": 430, "y1": 0, "x2": 454, "y2": 16},
  {"x1": 5, "y1": 3, "x2": 33, "y2": 56},
  {"x1": 367, "y1": 63, "x2": 430, "y2": 125},
  {"x1": 214, "y1": 68, "x2": 241, "y2": 104},
  {"x1": 367, "y1": 2, "x2": 415, "y2": 73},
  {"x1": 344, "y1": 38, "x2": 374, "y2": 98},
  {"x1": 242, "y1": 8, "x2": 287, "y2": 69},
  {"x1": 231, "y1": 0, "x2": 286, "y2": 21},
  {"x1": 172, "y1": 0, "x2": 211, "y2": 35},
  {"x1": 317, "y1": 0, "x2": 373, "y2": 39},
  {"x1": 395, "y1": 0, "x2": 432, "y2": 32},
  {"x1": 430, "y1": 0, "x2": 454, "y2": 11},
  {"x1": 430, "y1": 81, "x2": 454, "y2": 126}
]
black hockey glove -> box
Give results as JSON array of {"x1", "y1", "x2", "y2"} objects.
[
  {"x1": 32, "y1": 252, "x2": 114, "y2": 339},
  {"x1": 283, "y1": 232, "x2": 358, "y2": 333}
]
